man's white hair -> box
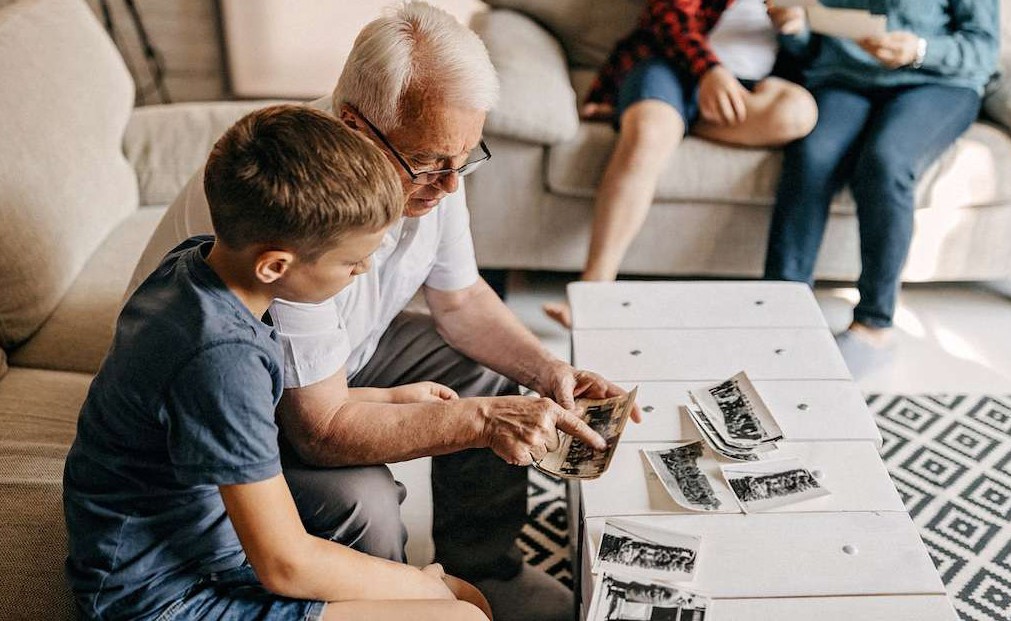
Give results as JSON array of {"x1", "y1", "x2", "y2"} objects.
[{"x1": 334, "y1": 1, "x2": 499, "y2": 132}]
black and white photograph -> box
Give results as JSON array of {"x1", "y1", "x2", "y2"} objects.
[
  {"x1": 588, "y1": 572, "x2": 709, "y2": 621},
  {"x1": 721, "y1": 457, "x2": 831, "y2": 512},
  {"x1": 594, "y1": 518, "x2": 702, "y2": 583},
  {"x1": 688, "y1": 372, "x2": 783, "y2": 447},
  {"x1": 684, "y1": 406, "x2": 771, "y2": 462},
  {"x1": 536, "y1": 387, "x2": 638, "y2": 479},
  {"x1": 642, "y1": 442, "x2": 738, "y2": 513}
]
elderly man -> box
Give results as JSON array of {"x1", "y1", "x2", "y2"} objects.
[{"x1": 129, "y1": 3, "x2": 636, "y2": 619}]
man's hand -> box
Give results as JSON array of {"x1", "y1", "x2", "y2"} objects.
[
  {"x1": 536, "y1": 362, "x2": 642, "y2": 423},
  {"x1": 767, "y1": 3, "x2": 806, "y2": 35},
  {"x1": 388, "y1": 382, "x2": 459, "y2": 404},
  {"x1": 859, "y1": 31, "x2": 920, "y2": 69},
  {"x1": 699, "y1": 65, "x2": 749, "y2": 126},
  {"x1": 479, "y1": 395, "x2": 607, "y2": 466}
]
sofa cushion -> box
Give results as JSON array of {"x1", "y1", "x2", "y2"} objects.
[
  {"x1": 0, "y1": 445, "x2": 76, "y2": 621},
  {"x1": 0, "y1": 367, "x2": 89, "y2": 620},
  {"x1": 485, "y1": 0, "x2": 641, "y2": 68},
  {"x1": 125, "y1": 101, "x2": 286, "y2": 207},
  {"x1": 10, "y1": 208, "x2": 165, "y2": 375},
  {"x1": 474, "y1": 10, "x2": 580, "y2": 145},
  {"x1": 0, "y1": 367, "x2": 89, "y2": 447},
  {"x1": 546, "y1": 118, "x2": 1011, "y2": 214},
  {"x1": 0, "y1": 0, "x2": 138, "y2": 351}
]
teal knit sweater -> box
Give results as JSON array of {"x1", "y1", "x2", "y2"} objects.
[{"x1": 780, "y1": 0, "x2": 1000, "y2": 94}]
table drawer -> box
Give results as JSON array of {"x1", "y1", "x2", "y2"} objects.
[
  {"x1": 621, "y1": 380, "x2": 881, "y2": 444},
  {"x1": 581, "y1": 441, "x2": 904, "y2": 517},
  {"x1": 573, "y1": 328, "x2": 850, "y2": 381},
  {"x1": 569, "y1": 281, "x2": 826, "y2": 330},
  {"x1": 582, "y1": 512, "x2": 945, "y2": 598}
]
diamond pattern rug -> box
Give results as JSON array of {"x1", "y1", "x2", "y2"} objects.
[{"x1": 520, "y1": 394, "x2": 1011, "y2": 621}]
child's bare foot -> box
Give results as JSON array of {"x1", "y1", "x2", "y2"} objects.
[
  {"x1": 580, "y1": 102, "x2": 615, "y2": 121},
  {"x1": 542, "y1": 302, "x2": 572, "y2": 329}
]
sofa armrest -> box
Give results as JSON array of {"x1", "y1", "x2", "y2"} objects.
[
  {"x1": 124, "y1": 100, "x2": 288, "y2": 206},
  {"x1": 473, "y1": 10, "x2": 579, "y2": 145}
]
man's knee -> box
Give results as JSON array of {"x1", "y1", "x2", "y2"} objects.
[{"x1": 284, "y1": 463, "x2": 407, "y2": 561}]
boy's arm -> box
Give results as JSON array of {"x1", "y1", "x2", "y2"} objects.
[
  {"x1": 219, "y1": 475, "x2": 454, "y2": 601},
  {"x1": 347, "y1": 383, "x2": 458, "y2": 404}
]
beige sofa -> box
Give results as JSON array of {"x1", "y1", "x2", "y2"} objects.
[{"x1": 467, "y1": 0, "x2": 1011, "y2": 282}]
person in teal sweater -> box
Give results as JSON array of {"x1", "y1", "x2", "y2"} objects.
[{"x1": 763, "y1": 0, "x2": 998, "y2": 371}]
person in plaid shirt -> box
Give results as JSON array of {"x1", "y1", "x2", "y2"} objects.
[{"x1": 545, "y1": 0, "x2": 817, "y2": 328}]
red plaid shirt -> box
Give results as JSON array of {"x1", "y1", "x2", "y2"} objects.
[{"x1": 586, "y1": 0, "x2": 734, "y2": 107}]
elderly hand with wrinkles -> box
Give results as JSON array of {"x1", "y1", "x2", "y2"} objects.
[{"x1": 479, "y1": 362, "x2": 641, "y2": 467}]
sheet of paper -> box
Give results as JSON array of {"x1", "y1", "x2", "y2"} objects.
[
  {"x1": 535, "y1": 387, "x2": 637, "y2": 479},
  {"x1": 806, "y1": 6, "x2": 887, "y2": 40},
  {"x1": 593, "y1": 518, "x2": 702, "y2": 583},
  {"x1": 721, "y1": 457, "x2": 831, "y2": 513}
]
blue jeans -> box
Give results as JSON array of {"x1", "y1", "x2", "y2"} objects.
[
  {"x1": 764, "y1": 83, "x2": 981, "y2": 328},
  {"x1": 153, "y1": 564, "x2": 324, "y2": 621}
]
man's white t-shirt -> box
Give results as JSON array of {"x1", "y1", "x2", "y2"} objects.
[{"x1": 128, "y1": 98, "x2": 481, "y2": 389}]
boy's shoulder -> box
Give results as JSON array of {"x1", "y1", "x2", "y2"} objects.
[{"x1": 113, "y1": 236, "x2": 281, "y2": 385}]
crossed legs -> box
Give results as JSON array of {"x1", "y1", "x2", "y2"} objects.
[{"x1": 545, "y1": 77, "x2": 817, "y2": 328}]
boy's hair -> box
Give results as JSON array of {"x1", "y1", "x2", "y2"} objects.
[{"x1": 204, "y1": 104, "x2": 402, "y2": 261}]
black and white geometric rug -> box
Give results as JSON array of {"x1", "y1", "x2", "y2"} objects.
[{"x1": 520, "y1": 394, "x2": 1011, "y2": 621}]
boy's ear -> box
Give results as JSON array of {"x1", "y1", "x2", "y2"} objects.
[{"x1": 254, "y1": 250, "x2": 296, "y2": 285}]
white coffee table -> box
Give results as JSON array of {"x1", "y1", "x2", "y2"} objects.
[{"x1": 568, "y1": 281, "x2": 955, "y2": 621}]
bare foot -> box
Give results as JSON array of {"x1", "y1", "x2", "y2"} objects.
[
  {"x1": 542, "y1": 301, "x2": 572, "y2": 329},
  {"x1": 846, "y1": 321, "x2": 894, "y2": 348},
  {"x1": 580, "y1": 102, "x2": 615, "y2": 122}
]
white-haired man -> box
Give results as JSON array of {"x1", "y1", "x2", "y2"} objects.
[{"x1": 129, "y1": 3, "x2": 637, "y2": 619}]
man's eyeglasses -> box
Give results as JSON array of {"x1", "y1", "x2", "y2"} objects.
[{"x1": 357, "y1": 113, "x2": 491, "y2": 186}]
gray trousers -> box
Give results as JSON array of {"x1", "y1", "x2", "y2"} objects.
[{"x1": 279, "y1": 312, "x2": 528, "y2": 581}]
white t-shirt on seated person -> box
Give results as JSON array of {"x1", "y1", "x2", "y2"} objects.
[{"x1": 128, "y1": 97, "x2": 481, "y2": 388}]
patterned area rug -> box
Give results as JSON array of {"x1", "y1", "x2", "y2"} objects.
[{"x1": 520, "y1": 395, "x2": 1011, "y2": 621}]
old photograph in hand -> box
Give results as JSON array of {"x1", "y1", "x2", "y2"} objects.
[{"x1": 536, "y1": 387, "x2": 638, "y2": 480}]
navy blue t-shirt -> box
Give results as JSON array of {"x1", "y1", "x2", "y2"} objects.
[{"x1": 63, "y1": 237, "x2": 284, "y2": 620}]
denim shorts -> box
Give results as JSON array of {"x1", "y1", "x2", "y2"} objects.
[
  {"x1": 155, "y1": 564, "x2": 326, "y2": 621},
  {"x1": 616, "y1": 58, "x2": 759, "y2": 132}
]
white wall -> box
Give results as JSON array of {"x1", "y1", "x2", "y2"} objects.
[{"x1": 221, "y1": 0, "x2": 487, "y2": 100}]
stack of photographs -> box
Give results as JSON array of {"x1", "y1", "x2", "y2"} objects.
[
  {"x1": 721, "y1": 457, "x2": 831, "y2": 513},
  {"x1": 535, "y1": 387, "x2": 638, "y2": 480},
  {"x1": 589, "y1": 519, "x2": 709, "y2": 620},
  {"x1": 686, "y1": 372, "x2": 783, "y2": 461}
]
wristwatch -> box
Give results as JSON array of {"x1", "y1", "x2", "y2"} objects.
[{"x1": 911, "y1": 37, "x2": 928, "y2": 69}]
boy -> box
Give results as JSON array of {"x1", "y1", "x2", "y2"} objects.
[{"x1": 63, "y1": 105, "x2": 487, "y2": 621}]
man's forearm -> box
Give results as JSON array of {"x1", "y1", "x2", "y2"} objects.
[
  {"x1": 426, "y1": 281, "x2": 561, "y2": 394},
  {"x1": 290, "y1": 397, "x2": 488, "y2": 466}
]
